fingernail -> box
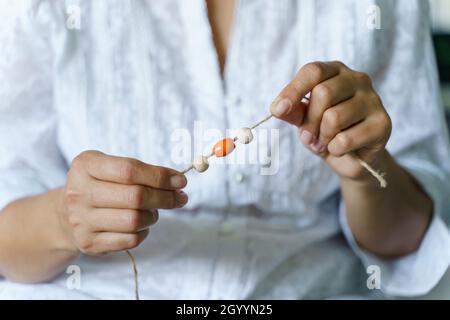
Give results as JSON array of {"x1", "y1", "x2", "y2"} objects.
[
  {"x1": 311, "y1": 139, "x2": 325, "y2": 153},
  {"x1": 170, "y1": 174, "x2": 187, "y2": 188},
  {"x1": 300, "y1": 129, "x2": 313, "y2": 145},
  {"x1": 177, "y1": 191, "x2": 188, "y2": 207},
  {"x1": 271, "y1": 98, "x2": 292, "y2": 117}
]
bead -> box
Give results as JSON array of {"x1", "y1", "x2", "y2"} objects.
[
  {"x1": 236, "y1": 127, "x2": 253, "y2": 144},
  {"x1": 213, "y1": 138, "x2": 235, "y2": 157},
  {"x1": 192, "y1": 155, "x2": 209, "y2": 172}
]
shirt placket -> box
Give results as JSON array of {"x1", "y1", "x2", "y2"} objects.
[{"x1": 204, "y1": 0, "x2": 252, "y2": 299}]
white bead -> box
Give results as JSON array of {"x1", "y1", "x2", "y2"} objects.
[
  {"x1": 192, "y1": 155, "x2": 209, "y2": 173},
  {"x1": 236, "y1": 127, "x2": 253, "y2": 144}
]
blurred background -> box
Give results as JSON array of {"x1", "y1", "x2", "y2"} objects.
[{"x1": 431, "y1": 0, "x2": 450, "y2": 128}]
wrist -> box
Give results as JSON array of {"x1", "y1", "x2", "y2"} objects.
[{"x1": 51, "y1": 188, "x2": 80, "y2": 254}]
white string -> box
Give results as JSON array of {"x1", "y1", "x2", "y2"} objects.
[
  {"x1": 181, "y1": 115, "x2": 274, "y2": 174},
  {"x1": 250, "y1": 114, "x2": 273, "y2": 130},
  {"x1": 126, "y1": 250, "x2": 139, "y2": 300},
  {"x1": 181, "y1": 165, "x2": 194, "y2": 175},
  {"x1": 180, "y1": 112, "x2": 387, "y2": 188}
]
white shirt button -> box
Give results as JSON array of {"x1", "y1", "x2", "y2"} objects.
[
  {"x1": 219, "y1": 222, "x2": 234, "y2": 236},
  {"x1": 225, "y1": 95, "x2": 241, "y2": 108},
  {"x1": 234, "y1": 172, "x2": 245, "y2": 183}
]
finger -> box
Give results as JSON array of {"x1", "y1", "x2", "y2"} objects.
[
  {"x1": 88, "y1": 208, "x2": 158, "y2": 233},
  {"x1": 91, "y1": 229, "x2": 150, "y2": 253},
  {"x1": 271, "y1": 100, "x2": 308, "y2": 127},
  {"x1": 270, "y1": 62, "x2": 340, "y2": 123},
  {"x1": 75, "y1": 151, "x2": 187, "y2": 190},
  {"x1": 327, "y1": 116, "x2": 387, "y2": 157},
  {"x1": 317, "y1": 96, "x2": 368, "y2": 148},
  {"x1": 89, "y1": 180, "x2": 188, "y2": 209},
  {"x1": 301, "y1": 73, "x2": 356, "y2": 144}
]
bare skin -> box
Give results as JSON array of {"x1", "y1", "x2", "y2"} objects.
[
  {"x1": 207, "y1": 0, "x2": 235, "y2": 74},
  {"x1": 208, "y1": 0, "x2": 432, "y2": 256},
  {"x1": 0, "y1": 0, "x2": 432, "y2": 283},
  {"x1": 0, "y1": 151, "x2": 188, "y2": 282},
  {"x1": 270, "y1": 62, "x2": 432, "y2": 257}
]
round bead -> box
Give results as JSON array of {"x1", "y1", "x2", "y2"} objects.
[
  {"x1": 213, "y1": 138, "x2": 235, "y2": 157},
  {"x1": 236, "y1": 127, "x2": 253, "y2": 144},
  {"x1": 192, "y1": 155, "x2": 209, "y2": 172}
]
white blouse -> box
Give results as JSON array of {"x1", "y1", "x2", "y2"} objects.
[{"x1": 1, "y1": 0, "x2": 450, "y2": 299}]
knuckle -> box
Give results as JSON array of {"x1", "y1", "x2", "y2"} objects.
[
  {"x1": 127, "y1": 186, "x2": 146, "y2": 208},
  {"x1": 289, "y1": 78, "x2": 303, "y2": 93},
  {"x1": 376, "y1": 112, "x2": 392, "y2": 138},
  {"x1": 332, "y1": 60, "x2": 346, "y2": 69},
  {"x1": 354, "y1": 71, "x2": 372, "y2": 86},
  {"x1": 323, "y1": 109, "x2": 340, "y2": 131},
  {"x1": 64, "y1": 186, "x2": 82, "y2": 205},
  {"x1": 303, "y1": 62, "x2": 325, "y2": 82},
  {"x1": 71, "y1": 152, "x2": 89, "y2": 169},
  {"x1": 71, "y1": 150, "x2": 101, "y2": 172},
  {"x1": 378, "y1": 111, "x2": 392, "y2": 127},
  {"x1": 118, "y1": 159, "x2": 137, "y2": 183},
  {"x1": 313, "y1": 84, "x2": 333, "y2": 106},
  {"x1": 336, "y1": 133, "x2": 352, "y2": 151},
  {"x1": 74, "y1": 150, "x2": 97, "y2": 164},
  {"x1": 67, "y1": 212, "x2": 81, "y2": 229}
]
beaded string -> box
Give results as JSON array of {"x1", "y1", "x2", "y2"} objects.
[
  {"x1": 127, "y1": 99, "x2": 388, "y2": 300},
  {"x1": 250, "y1": 114, "x2": 274, "y2": 130},
  {"x1": 181, "y1": 113, "x2": 387, "y2": 188}
]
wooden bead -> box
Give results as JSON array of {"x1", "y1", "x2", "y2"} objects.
[
  {"x1": 213, "y1": 138, "x2": 235, "y2": 157},
  {"x1": 236, "y1": 127, "x2": 253, "y2": 144},
  {"x1": 193, "y1": 155, "x2": 209, "y2": 172}
]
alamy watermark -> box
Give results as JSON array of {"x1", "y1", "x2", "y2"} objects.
[
  {"x1": 366, "y1": 265, "x2": 381, "y2": 290},
  {"x1": 66, "y1": 4, "x2": 81, "y2": 30},
  {"x1": 170, "y1": 121, "x2": 281, "y2": 176},
  {"x1": 66, "y1": 264, "x2": 81, "y2": 290},
  {"x1": 366, "y1": 5, "x2": 381, "y2": 30}
]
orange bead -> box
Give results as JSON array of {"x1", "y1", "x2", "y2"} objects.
[{"x1": 213, "y1": 138, "x2": 235, "y2": 157}]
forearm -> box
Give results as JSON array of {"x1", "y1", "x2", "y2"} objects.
[
  {"x1": 0, "y1": 188, "x2": 79, "y2": 283},
  {"x1": 341, "y1": 149, "x2": 433, "y2": 258}
]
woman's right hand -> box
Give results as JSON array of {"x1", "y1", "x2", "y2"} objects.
[{"x1": 59, "y1": 150, "x2": 188, "y2": 255}]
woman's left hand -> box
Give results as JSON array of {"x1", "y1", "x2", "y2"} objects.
[{"x1": 271, "y1": 61, "x2": 392, "y2": 182}]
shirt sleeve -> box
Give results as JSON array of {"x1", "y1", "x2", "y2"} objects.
[
  {"x1": 339, "y1": 0, "x2": 450, "y2": 297},
  {"x1": 0, "y1": 1, "x2": 67, "y2": 210}
]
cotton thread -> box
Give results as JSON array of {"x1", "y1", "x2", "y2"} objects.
[
  {"x1": 128, "y1": 100, "x2": 388, "y2": 300},
  {"x1": 126, "y1": 250, "x2": 139, "y2": 300},
  {"x1": 181, "y1": 112, "x2": 387, "y2": 188}
]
